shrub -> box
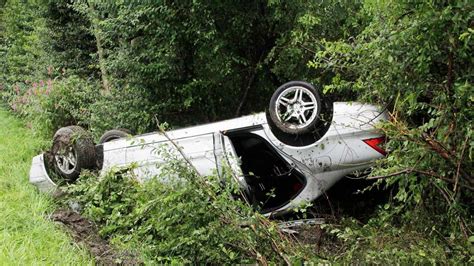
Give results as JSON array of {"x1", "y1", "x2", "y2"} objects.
[
  {"x1": 87, "y1": 86, "x2": 157, "y2": 137},
  {"x1": 310, "y1": 0, "x2": 473, "y2": 237},
  {"x1": 66, "y1": 153, "x2": 320, "y2": 264},
  {"x1": 38, "y1": 76, "x2": 101, "y2": 134},
  {"x1": 4, "y1": 76, "x2": 100, "y2": 137},
  {"x1": 320, "y1": 215, "x2": 472, "y2": 264}
]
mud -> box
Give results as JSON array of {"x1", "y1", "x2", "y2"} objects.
[{"x1": 52, "y1": 209, "x2": 141, "y2": 265}]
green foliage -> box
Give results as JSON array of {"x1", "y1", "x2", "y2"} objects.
[
  {"x1": 1, "y1": 0, "x2": 473, "y2": 263},
  {"x1": 321, "y1": 214, "x2": 472, "y2": 264},
  {"x1": 66, "y1": 1, "x2": 362, "y2": 128},
  {"x1": 1, "y1": 0, "x2": 363, "y2": 134},
  {"x1": 4, "y1": 75, "x2": 100, "y2": 137},
  {"x1": 268, "y1": 1, "x2": 364, "y2": 86},
  {"x1": 66, "y1": 157, "x2": 319, "y2": 264},
  {"x1": 44, "y1": 1, "x2": 98, "y2": 77},
  {"x1": 0, "y1": 0, "x2": 50, "y2": 85},
  {"x1": 311, "y1": 0, "x2": 473, "y2": 244},
  {"x1": 37, "y1": 76, "x2": 101, "y2": 133},
  {"x1": 86, "y1": 86, "x2": 157, "y2": 136}
]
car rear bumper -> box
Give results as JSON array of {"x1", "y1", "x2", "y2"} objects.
[{"x1": 29, "y1": 154, "x2": 57, "y2": 193}]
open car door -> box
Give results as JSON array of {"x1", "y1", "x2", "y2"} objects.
[{"x1": 213, "y1": 132, "x2": 250, "y2": 198}]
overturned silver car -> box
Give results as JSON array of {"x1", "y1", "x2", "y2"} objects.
[{"x1": 30, "y1": 81, "x2": 388, "y2": 215}]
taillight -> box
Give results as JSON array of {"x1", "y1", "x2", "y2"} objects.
[{"x1": 363, "y1": 136, "x2": 387, "y2": 156}]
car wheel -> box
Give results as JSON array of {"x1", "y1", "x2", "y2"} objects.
[
  {"x1": 98, "y1": 129, "x2": 131, "y2": 144},
  {"x1": 269, "y1": 81, "x2": 322, "y2": 135},
  {"x1": 51, "y1": 126, "x2": 96, "y2": 181}
]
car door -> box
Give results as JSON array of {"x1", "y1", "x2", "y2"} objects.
[{"x1": 213, "y1": 133, "x2": 250, "y2": 194}]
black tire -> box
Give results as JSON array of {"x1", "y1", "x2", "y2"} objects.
[
  {"x1": 98, "y1": 129, "x2": 131, "y2": 144},
  {"x1": 116, "y1": 128, "x2": 132, "y2": 134},
  {"x1": 268, "y1": 81, "x2": 323, "y2": 135},
  {"x1": 51, "y1": 126, "x2": 96, "y2": 181}
]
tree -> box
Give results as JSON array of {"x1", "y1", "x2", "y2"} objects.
[
  {"x1": 0, "y1": 0, "x2": 49, "y2": 86},
  {"x1": 43, "y1": 0, "x2": 97, "y2": 78}
]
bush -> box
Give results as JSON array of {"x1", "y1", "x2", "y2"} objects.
[
  {"x1": 320, "y1": 215, "x2": 472, "y2": 264},
  {"x1": 87, "y1": 86, "x2": 157, "y2": 137},
  {"x1": 39, "y1": 76, "x2": 101, "y2": 133},
  {"x1": 4, "y1": 76, "x2": 100, "y2": 137},
  {"x1": 65, "y1": 152, "x2": 320, "y2": 264},
  {"x1": 310, "y1": 0, "x2": 473, "y2": 237}
]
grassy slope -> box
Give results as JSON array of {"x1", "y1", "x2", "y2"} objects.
[{"x1": 0, "y1": 108, "x2": 92, "y2": 264}]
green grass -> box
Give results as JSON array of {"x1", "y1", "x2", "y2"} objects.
[{"x1": 0, "y1": 108, "x2": 93, "y2": 265}]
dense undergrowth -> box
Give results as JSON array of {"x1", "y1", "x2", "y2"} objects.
[
  {"x1": 65, "y1": 148, "x2": 325, "y2": 264},
  {"x1": 64, "y1": 156, "x2": 472, "y2": 264},
  {"x1": 1, "y1": 0, "x2": 473, "y2": 264}
]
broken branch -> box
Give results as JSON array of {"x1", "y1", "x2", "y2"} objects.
[{"x1": 421, "y1": 133, "x2": 473, "y2": 185}]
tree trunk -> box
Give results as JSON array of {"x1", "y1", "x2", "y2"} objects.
[
  {"x1": 95, "y1": 33, "x2": 110, "y2": 93},
  {"x1": 89, "y1": 5, "x2": 110, "y2": 93}
]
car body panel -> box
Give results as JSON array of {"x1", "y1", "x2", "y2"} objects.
[{"x1": 30, "y1": 154, "x2": 56, "y2": 193}]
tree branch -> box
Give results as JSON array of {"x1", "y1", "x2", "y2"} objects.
[
  {"x1": 89, "y1": 4, "x2": 110, "y2": 93},
  {"x1": 421, "y1": 133, "x2": 473, "y2": 185},
  {"x1": 454, "y1": 135, "x2": 469, "y2": 193},
  {"x1": 154, "y1": 116, "x2": 201, "y2": 176},
  {"x1": 235, "y1": 53, "x2": 265, "y2": 117}
]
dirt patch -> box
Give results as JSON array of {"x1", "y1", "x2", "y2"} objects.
[
  {"x1": 294, "y1": 224, "x2": 323, "y2": 247},
  {"x1": 52, "y1": 209, "x2": 141, "y2": 265}
]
